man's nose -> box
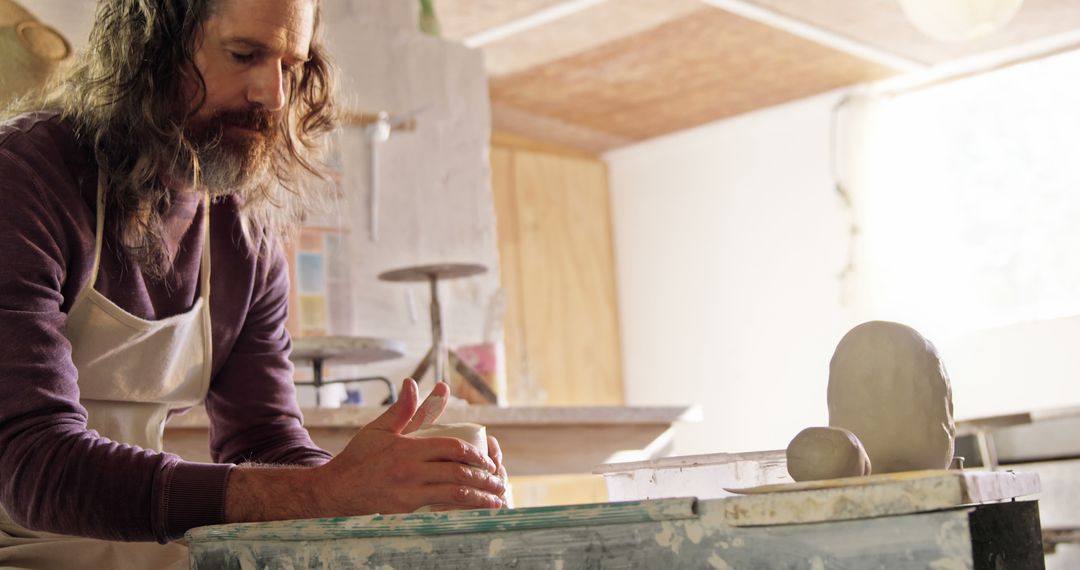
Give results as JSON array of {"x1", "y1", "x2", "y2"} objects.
[{"x1": 247, "y1": 64, "x2": 287, "y2": 111}]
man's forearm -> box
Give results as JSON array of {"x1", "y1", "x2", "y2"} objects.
[{"x1": 224, "y1": 465, "x2": 323, "y2": 523}]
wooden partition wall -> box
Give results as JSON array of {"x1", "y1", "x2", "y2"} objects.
[
  {"x1": 490, "y1": 131, "x2": 625, "y2": 407},
  {"x1": 490, "y1": 130, "x2": 626, "y2": 507}
]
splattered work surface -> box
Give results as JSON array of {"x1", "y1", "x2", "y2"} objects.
[
  {"x1": 720, "y1": 469, "x2": 1041, "y2": 526},
  {"x1": 187, "y1": 472, "x2": 1044, "y2": 569}
]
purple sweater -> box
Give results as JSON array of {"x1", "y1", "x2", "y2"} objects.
[{"x1": 0, "y1": 112, "x2": 332, "y2": 543}]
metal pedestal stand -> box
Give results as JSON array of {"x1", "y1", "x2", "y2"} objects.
[
  {"x1": 289, "y1": 336, "x2": 405, "y2": 406},
  {"x1": 378, "y1": 263, "x2": 498, "y2": 403}
]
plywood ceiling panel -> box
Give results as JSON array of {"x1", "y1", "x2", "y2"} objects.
[
  {"x1": 750, "y1": 0, "x2": 1080, "y2": 65},
  {"x1": 478, "y1": 0, "x2": 702, "y2": 76},
  {"x1": 490, "y1": 6, "x2": 894, "y2": 146},
  {"x1": 492, "y1": 103, "x2": 632, "y2": 155},
  {"x1": 32, "y1": 0, "x2": 1072, "y2": 154}
]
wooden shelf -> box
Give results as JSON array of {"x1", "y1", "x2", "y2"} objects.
[{"x1": 164, "y1": 405, "x2": 701, "y2": 476}]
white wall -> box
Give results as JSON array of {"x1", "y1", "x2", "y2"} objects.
[
  {"x1": 844, "y1": 48, "x2": 1080, "y2": 420},
  {"x1": 303, "y1": 1, "x2": 501, "y2": 404},
  {"x1": 606, "y1": 91, "x2": 859, "y2": 455},
  {"x1": 608, "y1": 49, "x2": 1080, "y2": 456},
  {"x1": 23, "y1": 2, "x2": 96, "y2": 51}
]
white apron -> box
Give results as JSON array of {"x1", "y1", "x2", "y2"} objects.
[{"x1": 0, "y1": 177, "x2": 213, "y2": 570}]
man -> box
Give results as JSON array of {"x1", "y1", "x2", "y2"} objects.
[{"x1": 0, "y1": 0, "x2": 507, "y2": 566}]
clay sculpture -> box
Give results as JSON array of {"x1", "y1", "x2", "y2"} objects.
[
  {"x1": 786, "y1": 426, "x2": 871, "y2": 482},
  {"x1": 827, "y1": 320, "x2": 955, "y2": 474},
  {"x1": 0, "y1": 2, "x2": 70, "y2": 106}
]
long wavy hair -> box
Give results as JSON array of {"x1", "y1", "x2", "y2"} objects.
[{"x1": 23, "y1": 0, "x2": 336, "y2": 277}]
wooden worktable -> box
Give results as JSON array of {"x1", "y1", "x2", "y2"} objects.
[
  {"x1": 187, "y1": 470, "x2": 1044, "y2": 569},
  {"x1": 164, "y1": 405, "x2": 701, "y2": 476}
]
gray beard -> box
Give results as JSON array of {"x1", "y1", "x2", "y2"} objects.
[
  {"x1": 183, "y1": 108, "x2": 280, "y2": 198},
  {"x1": 195, "y1": 139, "x2": 275, "y2": 198}
]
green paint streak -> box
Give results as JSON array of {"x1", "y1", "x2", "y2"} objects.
[{"x1": 186, "y1": 498, "x2": 699, "y2": 544}]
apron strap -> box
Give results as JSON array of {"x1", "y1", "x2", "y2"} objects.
[
  {"x1": 199, "y1": 194, "x2": 211, "y2": 306},
  {"x1": 88, "y1": 170, "x2": 213, "y2": 301},
  {"x1": 87, "y1": 172, "x2": 108, "y2": 288},
  {"x1": 197, "y1": 192, "x2": 213, "y2": 388}
]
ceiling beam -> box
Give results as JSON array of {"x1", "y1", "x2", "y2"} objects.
[
  {"x1": 463, "y1": 0, "x2": 610, "y2": 48},
  {"x1": 700, "y1": 0, "x2": 927, "y2": 73},
  {"x1": 860, "y1": 26, "x2": 1080, "y2": 97}
]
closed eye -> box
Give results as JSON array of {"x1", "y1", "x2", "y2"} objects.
[{"x1": 230, "y1": 51, "x2": 257, "y2": 64}]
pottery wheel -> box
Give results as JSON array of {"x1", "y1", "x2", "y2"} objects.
[
  {"x1": 378, "y1": 263, "x2": 487, "y2": 283},
  {"x1": 290, "y1": 336, "x2": 405, "y2": 366}
]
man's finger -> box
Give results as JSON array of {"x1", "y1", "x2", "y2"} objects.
[
  {"x1": 420, "y1": 462, "x2": 507, "y2": 496},
  {"x1": 411, "y1": 436, "x2": 497, "y2": 473},
  {"x1": 488, "y1": 435, "x2": 503, "y2": 467},
  {"x1": 403, "y1": 381, "x2": 450, "y2": 434},
  {"x1": 364, "y1": 378, "x2": 419, "y2": 434},
  {"x1": 488, "y1": 435, "x2": 508, "y2": 478},
  {"x1": 417, "y1": 484, "x2": 505, "y2": 511}
]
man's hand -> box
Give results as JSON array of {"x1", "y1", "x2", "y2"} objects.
[
  {"x1": 313, "y1": 378, "x2": 507, "y2": 515},
  {"x1": 401, "y1": 379, "x2": 509, "y2": 489},
  {"x1": 225, "y1": 378, "x2": 507, "y2": 524},
  {"x1": 410, "y1": 380, "x2": 510, "y2": 500}
]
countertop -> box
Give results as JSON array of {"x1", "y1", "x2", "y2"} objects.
[{"x1": 164, "y1": 405, "x2": 702, "y2": 476}]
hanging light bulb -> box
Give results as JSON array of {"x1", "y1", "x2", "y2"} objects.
[{"x1": 898, "y1": 0, "x2": 1024, "y2": 43}]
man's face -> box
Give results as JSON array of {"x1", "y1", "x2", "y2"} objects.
[{"x1": 186, "y1": 0, "x2": 315, "y2": 191}]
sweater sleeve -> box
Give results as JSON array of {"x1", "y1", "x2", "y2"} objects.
[
  {"x1": 203, "y1": 235, "x2": 333, "y2": 467},
  {"x1": 0, "y1": 144, "x2": 232, "y2": 543}
]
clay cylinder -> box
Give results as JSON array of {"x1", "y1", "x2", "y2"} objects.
[
  {"x1": 408, "y1": 423, "x2": 491, "y2": 512},
  {"x1": 827, "y1": 321, "x2": 955, "y2": 474},
  {"x1": 408, "y1": 422, "x2": 488, "y2": 458}
]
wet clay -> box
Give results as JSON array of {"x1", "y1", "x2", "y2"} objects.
[
  {"x1": 828, "y1": 321, "x2": 955, "y2": 473},
  {"x1": 786, "y1": 426, "x2": 871, "y2": 482},
  {"x1": 408, "y1": 422, "x2": 488, "y2": 458},
  {"x1": 408, "y1": 423, "x2": 491, "y2": 513}
]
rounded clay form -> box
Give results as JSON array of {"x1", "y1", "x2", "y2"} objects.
[
  {"x1": 828, "y1": 321, "x2": 955, "y2": 474},
  {"x1": 407, "y1": 422, "x2": 488, "y2": 458},
  {"x1": 408, "y1": 423, "x2": 491, "y2": 513},
  {"x1": 786, "y1": 426, "x2": 871, "y2": 482}
]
